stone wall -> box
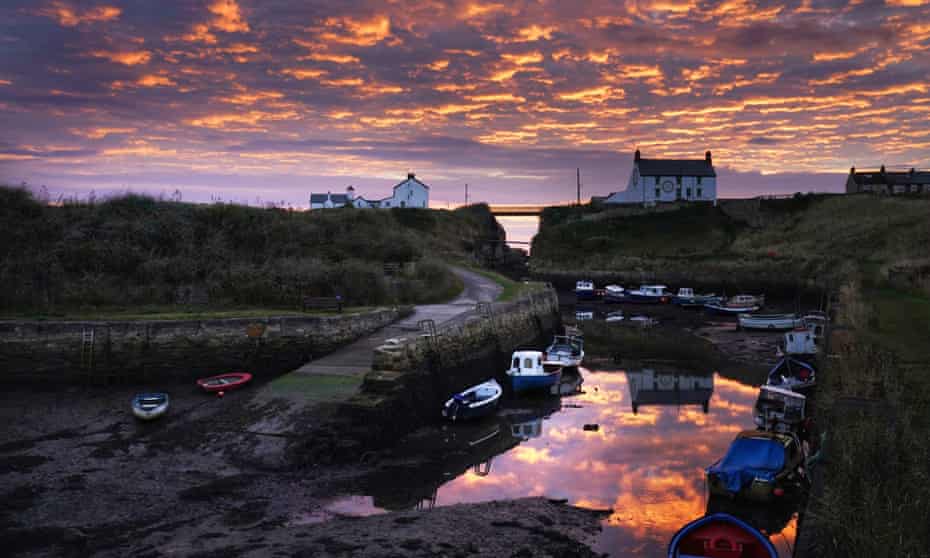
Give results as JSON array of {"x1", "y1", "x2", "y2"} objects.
[{"x1": 0, "y1": 308, "x2": 403, "y2": 384}]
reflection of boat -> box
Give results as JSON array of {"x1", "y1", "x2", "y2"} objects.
[
  {"x1": 704, "y1": 294, "x2": 764, "y2": 315},
  {"x1": 668, "y1": 512, "x2": 778, "y2": 558},
  {"x1": 705, "y1": 495, "x2": 798, "y2": 539},
  {"x1": 766, "y1": 357, "x2": 816, "y2": 393},
  {"x1": 604, "y1": 284, "x2": 628, "y2": 302},
  {"x1": 131, "y1": 392, "x2": 169, "y2": 420},
  {"x1": 442, "y1": 379, "x2": 502, "y2": 421},
  {"x1": 606, "y1": 310, "x2": 624, "y2": 322},
  {"x1": 574, "y1": 280, "x2": 598, "y2": 300},
  {"x1": 502, "y1": 397, "x2": 563, "y2": 440},
  {"x1": 672, "y1": 287, "x2": 722, "y2": 308},
  {"x1": 754, "y1": 385, "x2": 806, "y2": 433},
  {"x1": 706, "y1": 430, "x2": 807, "y2": 502},
  {"x1": 551, "y1": 368, "x2": 584, "y2": 395},
  {"x1": 738, "y1": 313, "x2": 801, "y2": 331},
  {"x1": 628, "y1": 284, "x2": 671, "y2": 303},
  {"x1": 575, "y1": 310, "x2": 594, "y2": 321},
  {"x1": 506, "y1": 350, "x2": 563, "y2": 394},
  {"x1": 545, "y1": 334, "x2": 584, "y2": 368},
  {"x1": 625, "y1": 369, "x2": 713, "y2": 414}
]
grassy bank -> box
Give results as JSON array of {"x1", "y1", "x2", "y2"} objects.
[
  {"x1": 464, "y1": 266, "x2": 546, "y2": 302},
  {"x1": 1, "y1": 187, "x2": 503, "y2": 315}
]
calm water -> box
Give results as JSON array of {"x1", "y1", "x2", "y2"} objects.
[
  {"x1": 496, "y1": 216, "x2": 540, "y2": 252},
  {"x1": 309, "y1": 368, "x2": 797, "y2": 557}
]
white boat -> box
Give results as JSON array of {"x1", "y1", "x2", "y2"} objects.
[
  {"x1": 545, "y1": 335, "x2": 584, "y2": 368},
  {"x1": 604, "y1": 285, "x2": 627, "y2": 302},
  {"x1": 442, "y1": 379, "x2": 503, "y2": 421},
  {"x1": 575, "y1": 310, "x2": 594, "y2": 321},
  {"x1": 628, "y1": 284, "x2": 671, "y2": 303},
  {"x1": 776, "y1": 327, "x2": 818, "y2": 357},
  {"x1": 738, "y1": 313, "x2": 801, "y2": 331},
  {"x1": 574, "y1": 280, "x2": 598, "y2": 300},
  {"x1": 672, "y1": 287, "x2": 722, "y2": 308},
  {"x1": 705, "y1": 294, "x2": 765, "y2": 315},
  {"x1": 506, "y1": 350, "x2": 563, "y2": 393},
  {"x1": 131, "y1": 393, "x2": 169, "y2": 420},
  {"x1": 753, "y1": 385, "x2": 806, "y2": 433}
]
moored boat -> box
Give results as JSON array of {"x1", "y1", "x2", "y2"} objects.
[
  {"x1": 776, "y1": 326, "x2": 818, "y2": 358},
  {"x1": 766, "y1": 357, "x2": 816, "y2": 392},
  {"x1": 131, "y1": 392, "x2": 170, "y2": 420},
  {"x1": 604, "y1": 284, "x2": 628, "y2": 302},
  {"x1": 667, "y1": 513, "x2": 778, "y2": 558},
  {"x1": 753, "y1": 385, "x2": 806, "y2": 433},
  {"x1": 196, "y1": 372, "x2": 253, "y2": 393},
  {"x1": 442, "y1": 379, "x2": 503, "y2": 421},
  {"x1": 605, "y1": 310, "x2": 624, "y2": 323},
  {"x1": 706, "y1": 430, "x2": 807, "y2": 502},
  {"x1": 506, "y1": 350, "x2": 563, "y2": 394},
  {"x1": 628, "y1": 284, "x2": 671, "y2": 303},
  {"x1": 574, "y1": 280, "x2": 598, "y2": 301},
  {"x1": 704, "y1": 294, "x2": 764, "y2": 315},
  {"x1": 672, "y1": 287, "x2": 721, "y2": 308},
  {"x1": 738, "y1": 313, "x2": 801, "y2": 331},
  {"x1": 545, "y1": 334, "x2": 584, "y2": 368}
]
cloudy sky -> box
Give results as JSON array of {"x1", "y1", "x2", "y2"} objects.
[{"x1": 1, "y1": 0, "x2": 929, "y2": 206}]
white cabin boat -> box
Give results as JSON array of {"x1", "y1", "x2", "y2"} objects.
[
  {"x1": 506, "y1": 350, "x2": 563, "y2": 393},
  {"x1": 705, "y1": 294, "x2": 765, "y2": 314},
  {"x1": 777, "y1": 328, "x2": 818, "y2": 357},
  {"x1": 604, "y1": 284, "x2": 627, "y2": 302},
  {"x1": 574, "y1": 280, "x2": 598, "y2": 300},
  {"x1": 673, "y1": 287, "x2": 722, "y2": 307},
  {"x1": 628, "y1": 284, "x2": 670, "y2": 303}
]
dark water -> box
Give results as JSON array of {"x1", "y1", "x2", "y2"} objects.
[{"x1": 306, "y1": 368, "x2": 798, "y2": 557}]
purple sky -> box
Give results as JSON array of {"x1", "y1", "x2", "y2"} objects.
[{"x1": 2, "y1": 0, "x2": 929, "y2": 207}]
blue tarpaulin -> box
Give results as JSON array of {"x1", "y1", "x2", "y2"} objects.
[{"x1": 707, "y1": 437, "x2": 785, "y2": 494}]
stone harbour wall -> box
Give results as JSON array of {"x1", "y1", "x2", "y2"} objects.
[{"x1": 0, "y1": 308, "x2": 403, "y2": 384}]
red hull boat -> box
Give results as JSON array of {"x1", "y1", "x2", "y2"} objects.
[
  {"x1": 197, "y1": 372, "x2": 253, "y2": 393},
  {"x1": 668, "y1": 513, "x2": 777, "y2": 558}
]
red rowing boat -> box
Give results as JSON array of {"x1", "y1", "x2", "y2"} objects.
[{"x1": 197, "y1": 372, "x2": 253, "y2": 393}]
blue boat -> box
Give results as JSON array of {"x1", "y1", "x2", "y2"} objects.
[
  {"x1": 706, "y1": 430, "x2": 806, "y2": 502},
  {"x1": 574, "y1": 280, "x2": 598, "y2": 301},
  {"x1": 442, "y1": 379, "x2": 503, "y2": 421},
  {"x1": 131, "y1": 392, "x2": 169, "y2": 420},
  {"x1": 506, "y1": 350, "x2": 563, "y2": 394},
  {"x1": 668, "y1": 513, "x2": 777, "y2": 558},
  {"x1": 672, "y1": 288, "x2": 722, "y2": 308},
  {"x1": 628, "y1": 284, "x2": 671, "y2": 303}
]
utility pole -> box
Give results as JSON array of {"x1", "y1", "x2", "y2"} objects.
[
  {"x1": 576, "y1": 168, "x2": 581, "y2": 205},
  {"x1": 465, "y1": 183, "x2": 469, "y2": 206}
]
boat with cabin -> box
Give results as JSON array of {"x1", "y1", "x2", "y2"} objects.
[
  {"x1": 604, "y1": 284, "x2": 628, "y2": 302},
  {"x1": 442, "y1": 379, "x2": 503, "y2": 421},
  {"x1": 545, "y1": 334, "x2": 584, "y2": 368},
  {"x1": 574, "y1": 280, "x2": 598, "y2": 301},
  {"x1": 628, "y1": 284, "x2": 671, "y2": 303},
  {"x1": 667, "y1": 513, "x2": 778, "y2": 558},
  {"x1": 738, "y1": 313, "x2": 801, "y2": 331},
  {"x1": 505, "y1": 350, "x2": 563, "y2": 394},
  {"x1": 706, "y1": 430, "x2": 808, "y2": 502},
  {"x1": 672, "y1": 288, "x2": 721, "y2": 308},
  {"x1": 753, "y1": 385, "x2": 806, "y2": 433},
  {"x1": 766, "y1": 357, "x2": 816, "y2": 393},
  {"x1": 704, "y1": 294, "x2": 765, "y2": 315},
  {"x1": 776, "y1": 326, "x2": 819, "y2": 358},
  {"x1": 131, "y1": 392, "x2": 170, "y2": 420}
]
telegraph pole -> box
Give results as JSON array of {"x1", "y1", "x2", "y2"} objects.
[
  {"x1": 576, "y1": 168, "x2": 581, "y2": 205},
  {"x1": 465, "y1": 183, "x2": 469, "y2": 206}
]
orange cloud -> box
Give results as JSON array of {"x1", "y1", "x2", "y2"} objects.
[
  {"x1": 38, "y1": 2, "x2": 121, "y2": 27},
  {"x1": 208, "y1": 0, "x2": 249, "y2": 33},
  {"x1": 281, "y1": 68, "x2": 327, "y2": 80},
  {"x1": 136, "y1": 74, "x2": 176, "y2": 87},
  {"x1": 320, "y1": 15, "x2": 391, "y2": 46},
  {"x1": 89, "y1": 50, "x2": 152, "y2": 66},
  {"x1": 71, "y1": 127, "x2": 137, "y2": 139},
  {"x1": 516, "y1": 24, "x2": 556, "y2": 41},
  {"x1": 559, "y1": 86, "x2": 618, "y2": 103}
]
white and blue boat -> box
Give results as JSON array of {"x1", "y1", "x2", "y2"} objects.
[
  {"x1": 442, "y1": 379, "x2": 503, "y2": 421},
  {"x1": 628, "y1": 284, "x2": 671, "y2": 303},
  {"x1": 704, "y1": 294, "x2": 764, "y2": 315},
  {"x1": 506, "y1": 350, "x2": 563, "y2": 394},
  {"x1": 545, "y1": 334, "x2": 584, "y2": 368},
  {"x1": 604, "y1": 284, "x2": 628, "y2": 302},
  {"x1": 574, "y1": 280, "x2": 598, "y2": 301},
  {"x1": 672, "y1": 287, "x2": 721, "y2": 308},
  {"x1": 131, "y1": 392, "x2": 169, "y2": 420}
]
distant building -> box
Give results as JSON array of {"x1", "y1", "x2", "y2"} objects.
[
  {"x1": 605, "y1": 149, "x2": 717, "y2": 206},
  {"x1": 310, "y1": 173, "x2": 430, "y2": 210},
  {"x1": 846, "y1": 166, "x2": 930, "y2": 195}
]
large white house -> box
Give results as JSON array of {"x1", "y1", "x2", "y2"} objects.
[
  {"x1": 605, "y1": 150, "x2": 717, "y2": 206},
  {"x1": 310, "y1": 173, "x2": 430, "y2": 210}
]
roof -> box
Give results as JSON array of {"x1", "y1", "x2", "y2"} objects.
[
  {"x1": 851, "y1": 169, "x2": 930, "y2": 186},
  {"x1": 310, "y1": 193, "x2": 349, "y2": 203},
  {"x1": 393, "y1": 175, "x2": 430, "y2": 190},
  {"x1": 637, "y1": 158, "x2": 716, "y2": 177}
]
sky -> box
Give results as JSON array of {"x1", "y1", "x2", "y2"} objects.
[{"x1": 1, "y1": 0, "x2": 929, "y2": 207}]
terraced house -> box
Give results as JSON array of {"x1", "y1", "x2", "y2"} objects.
[
  {"x1": 310, "y1": 173, "x2": 430, "y2": 209},
  {"x1": 605, "y1": 150, "x2": 718, "y2": 206},
  {"x1": 845, "y1": 166, "x2": 930, "y2": 195}
]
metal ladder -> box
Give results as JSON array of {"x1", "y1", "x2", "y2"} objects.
[{"x1": 80, "y1": 327, "x2": 95, "y2": 370}]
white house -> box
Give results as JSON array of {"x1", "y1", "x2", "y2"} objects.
[
  {"x1": 310, "y1": 173, "x2": 430, "y2": 210},
  {"x1": 605, "y1": 150, "x2": 717, "y2": 206}
]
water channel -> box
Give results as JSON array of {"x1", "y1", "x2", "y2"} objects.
[{"x1": 305, "y1": 366, "x2": 798, "y2": 557}]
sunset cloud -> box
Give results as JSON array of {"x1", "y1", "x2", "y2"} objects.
[{"x1": 37, "y1": 2, "x2": 121, "y2": 27}]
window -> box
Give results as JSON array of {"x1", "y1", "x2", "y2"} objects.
[
  {"x1": 512, "y1": 358, "x2": 519, "y2": 369},
  {"x1": 655, "y1": 176, "x2": 660, "y2": 185},
  {"x1": 676, "y1": 188, "x2": 682, "y2": 199},
  {"x1": 384, "y1": 202, "x2": 390, "y2": 207},
  {"x1": 676, "y1": 176, "x2": 682, "y2": 185},
  {"x1": 655, "y1": 188, "x2": 660, "y2": 198},
  {"x1": 400, "y1": 201, "x2": 406, "y2": 207},
  {"x1": 523, "y1": 358, "x2": 533, "y2": 369},
  {"x1": 697, "y1": 188, "x2": 703, "y2": 197},
  {"x1": 686, "y1": 188, "x2": 691, "y2": 197},
  {"x1": 697, "y1": 176, "x2": 702, "y2": 185}
]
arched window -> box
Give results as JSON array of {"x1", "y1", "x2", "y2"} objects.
[{"x1": 523, "y1": 358, "x2": 533, "y2": 369}]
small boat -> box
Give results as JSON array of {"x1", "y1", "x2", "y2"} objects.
[
  {"x1": 672, "y1": 288, "x2": 722, "y2": 308},
  {"x1": 131, "y1": 392, "x2": 170, "y2": 420},
  {"x1": 776, "y1": 326, "x2": 818, "y2": 358},
  {"x1": 442, "y1": 379, "x2": 502, "y2": 421},
  {"x1": 706, "y1": 430, "x2": 807, "y2": 502},
  {"x1": 754, "y1": 385, "x2": 806, "y2": 433},
  {"x1": 575, "y1": 310, "x2": 594, "y2": 321},
  {"x1": 704, "y1": 294, "x2": 764, "y2": 315},
  {"x1": 574, "y1": 280, "x2": 598, "y2": 301},
  {"x1": 766, "y1": 357, "x2": 816, "y2": 392},
  {"x1": 506, "y1": 350, "x2": 563, "y2": 394},
  {"x1": 196, "y1": 372, "x2": 253, "y2": 393},
  {"x1": 546, "y1": 334, "x2": 584, "y2": 368},
  {"x1": 738, "y1": 313, "x2": 801, "y2": 330},
  {"x1": 606, "y1": 310, "x2": 625, "y2": 323},
  {"x1": 628, "y1": 284, "x2": 671, "y2": 303},
  {"x1": 604, "y1": 284, "x2": 628, "y2": 302},
  {"x1": 668, "y1": 513, "x2": 778, "y2": 558}
]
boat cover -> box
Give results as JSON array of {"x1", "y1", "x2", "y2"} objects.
[{"x1": 707, "y1": 437, "x2": 785, "y2": 494}]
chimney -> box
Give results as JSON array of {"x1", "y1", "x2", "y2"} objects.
[
  {"x1": 850, "y1": 166, "x2": 855, "y2": 174},
  {"x1": 705, "y1": 150, "x2": 712, "y2": 164},
  {"x1": 880, "y1": 164, "x2": 886, "y2": 174},
  {"x1": 634, "y1": 149, "x2": 641, "y2": 162},
  {"x1": 407, "y1": 172, "x2": 415, "y2": 180},
  {"x1": 910, "y1": 167, "x2": 916, "y2": 175},
  {"x1": 346, "y1": 185, "x2": 355, "y2": 200}
]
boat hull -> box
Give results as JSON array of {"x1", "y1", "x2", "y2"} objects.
[
  {"x1": 628, "y1": 293, "x2": 669, "y2": 304},
  {"x1": 131, "y1": 393, "x2": 169, "y2": 420},
  {"x1": 574, "y1": 289, "x2": 598, "y2": 301},
  {"x1": 442, "y1": 398, "x2": 499, "y2": 421},
  {"x1": 668, "y1": 513, "x2": 778, "y2": 558},
  {"x1": 509, "y1": 369, "x2": 563, "y2": 393},
  {"x1": 704, "y1": 303, "x2": 760, "y2": 315},
  {"x1": 197, "y1": 372, "x2": 253, "y2": 392},
  {"x1": 739, "y1": 314, "x2": 800, "y2": 330},
  {"x1": 442, "y1": 380, "x2": 503, "y2": 421}
]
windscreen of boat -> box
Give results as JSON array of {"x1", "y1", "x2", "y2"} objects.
[{"x1": 708, "y1": 437, "x2": 786, "y2": 493}]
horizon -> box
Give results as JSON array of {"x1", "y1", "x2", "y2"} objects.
[{"x1": 2, "y1": 1, "x2": 929, "y2": 206}]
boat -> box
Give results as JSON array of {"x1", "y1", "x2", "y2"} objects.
[
  {"x1": 706, "y1": 430, "x2": 807, "y2": 502},
  {"x1": 545, "y1": 334, "x2": 584, "y2": 368},
  {"x1": 776, "y1": 326, "x2": 818, "y2": 358},
  {"x1": 672, "y1": 288, "x2": 722, "y2": 308},
  {"x1": 766, "y1": 357, "x2": 816, "y2": 392},
  {"x1": 668, "y1": 513, "x2": 778, "y2": 558},
  {"x1": 506, "y1": 350, "x2": 563, "y2": 394},
  {"x1": 605, "y1": 310, "x2": 624, "y2": 323},
  {"x1": 738, "y1": 313, "x2": 801, "y2": 330},
  {"x1": 131, "y1": 392, "x2": 170, "y2": 420},
  {"x1": 704, "y1": 294, "x2": 764, "y2": 315},
  {"x1": 196, "y1": 372, "x2": 253, "y2": 393},
  {"x1": 575, "y1": 310, "x2": 594, "y2": 321},
  {"x1": 628, "y1": 284, "x2": 671, "y2": 303},
  {"x1": 442, "y1": 379, "x2": 503, "y2": 421},
  {"x1": 604, "y1": 284, "x2": 628, "y2": 302},
  {"x1": 753, "y1": 385, "x2": 806, "y2": 433},
  {"x1": 574, "y1": 280, "x2": 598, "y2": 301}
]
